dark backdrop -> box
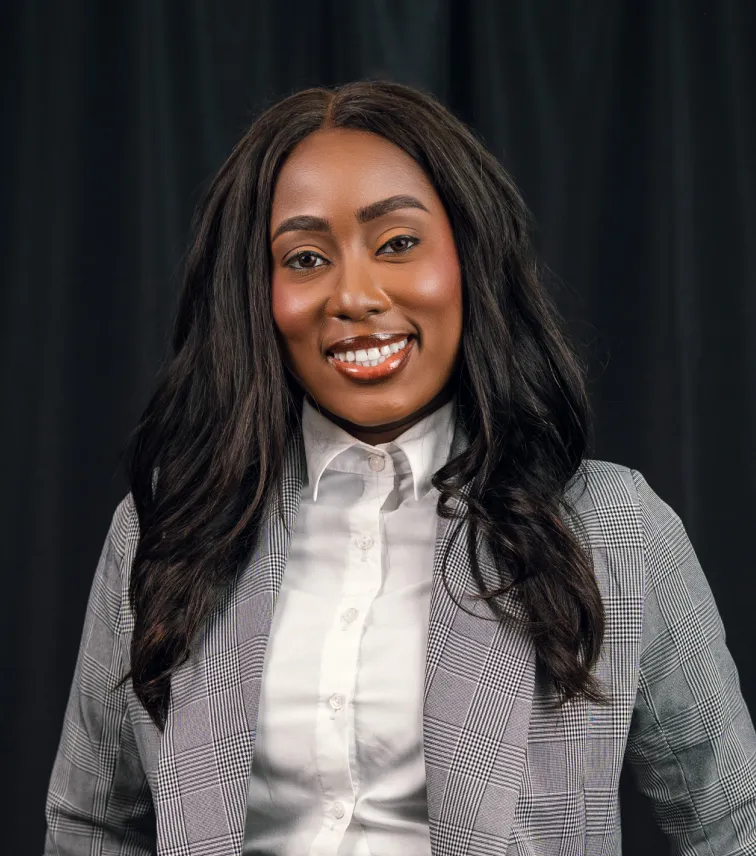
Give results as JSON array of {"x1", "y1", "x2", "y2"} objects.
[{"x1": 3, "y1": 1, "x2": 755, "y2": 853}]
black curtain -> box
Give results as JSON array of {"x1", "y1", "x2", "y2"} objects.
[{"x1": 3, "y1": 1, "x2": 755, "y2": 853}]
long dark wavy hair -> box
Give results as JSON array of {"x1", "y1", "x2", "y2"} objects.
[{"x1": 125, "y1": 80, "x2": 606, "y2": 731}]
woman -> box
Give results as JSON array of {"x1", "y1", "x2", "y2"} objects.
[{"x1": 45, "y1": 80, "x2": 756, "y2": 855}]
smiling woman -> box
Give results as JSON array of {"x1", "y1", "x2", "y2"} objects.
[
  {"x1": 45, "y1": 81, "x2": 756, "y2": 856},
  {"x1": 270, "y1": 128, "x2": 463, "y2": 441}
]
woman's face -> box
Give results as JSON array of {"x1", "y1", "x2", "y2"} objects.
[{"x1": 270, "y1": 128, "x2": 463, "y2": 445}]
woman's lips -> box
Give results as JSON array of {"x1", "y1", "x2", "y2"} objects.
[{"x1": 327, "y1": 337, "x2": 415, "y2": 382}]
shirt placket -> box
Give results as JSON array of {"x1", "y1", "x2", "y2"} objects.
[{"x1": 310, "y1": 451, "x2": 393, "y2": 855}]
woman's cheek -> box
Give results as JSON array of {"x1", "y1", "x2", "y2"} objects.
[{"x1": 271, "y1": 278, "x2": 313, "y2": 343}]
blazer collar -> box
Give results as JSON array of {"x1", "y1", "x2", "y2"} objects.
[{"x1": 155, "y1": 413, "x2": 533, "y2": 856}]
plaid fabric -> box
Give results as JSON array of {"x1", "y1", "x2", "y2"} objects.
[{"x1": 45, "y1": 420, "x2": 756, "y2": 855}]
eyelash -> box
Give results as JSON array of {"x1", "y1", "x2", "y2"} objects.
[{"x1": 284, "y1": 235, "x2": 420, "y2": 272}]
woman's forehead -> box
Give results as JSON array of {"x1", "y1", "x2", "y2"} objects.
[{"x1": 271, "y1": 128, "x2": 438, "y2": 217}]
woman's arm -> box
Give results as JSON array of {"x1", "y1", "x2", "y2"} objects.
[
  {"x1": 44, "y1": 496, "x2": 155, "y2": 856},
  {"x1": 624, "y1": 470, "x2": 756, "y2": 854}
]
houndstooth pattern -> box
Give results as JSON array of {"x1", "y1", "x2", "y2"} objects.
[{"x1": 45, "y1": 419, "x2": 756, "y2": 855}]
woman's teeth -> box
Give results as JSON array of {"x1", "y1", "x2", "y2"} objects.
[{"x1": 332, "y1": 338, "x2": 409, "y2": 367}]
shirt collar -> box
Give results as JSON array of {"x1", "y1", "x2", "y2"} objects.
[{"x1": 301, "y1": 396, "x2": 457, "y2": 502}]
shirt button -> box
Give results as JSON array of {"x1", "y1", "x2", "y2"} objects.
[
  {"x1": 342, "y1": 607, "x2": 359, "y2": 624},
  {"x1": 356, "y1": 533, "x2": 374, "y2": 550},
  {"x1": 329, "y1": 693, "x2": 345, "y2": 711},
  {"x1": 368, "y1": 454, "x2": 385, "y2": 472},
  {"x1": 331, "y1": 802, "x2": 345, "y2": 819}
]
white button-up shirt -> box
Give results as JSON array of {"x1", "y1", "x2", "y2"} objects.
[{"x1": 243, "y1": 395, "x2": 457, "y2": 856}]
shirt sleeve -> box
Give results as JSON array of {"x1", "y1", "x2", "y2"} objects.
[
  {"x1": 624, "y1": 469, "x2": 756, "y2": 854},
  {"x1": 44, "y1": 495, "x2": 155, "y2": 855}
]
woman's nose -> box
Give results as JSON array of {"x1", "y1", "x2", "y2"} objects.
[{"x1": 326, "y1": 257, "x2": 392, "y2": 321}]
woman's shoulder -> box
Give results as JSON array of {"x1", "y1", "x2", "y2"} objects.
[
  {"x1": 567, "y1": 458, "x2": 699, "y2": 602},
  {"x1": 569, "y1": 457, "x2": 680, "y2": 542},
  {"x1": 565, "y1": 457, "x2": 645, "y2": 542},
  {"x1": 107, "y1": 491, "x2": 141, "y2": 570}
]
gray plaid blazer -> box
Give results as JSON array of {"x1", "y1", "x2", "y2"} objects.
[{"x1": 45, "y1": 418, "x2": 756, "y2": 855}]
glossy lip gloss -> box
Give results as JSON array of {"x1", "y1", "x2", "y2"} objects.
[{"x1": 328, "y1": 337, "x2": 416, "y2": 382}]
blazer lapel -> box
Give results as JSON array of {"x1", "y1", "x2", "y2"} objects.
[
  {"x1": 155, "y1": 426, "x2": 306, "y2": 856},
  {"x1": 424, "y1": 419, "x2": 535, "y2": 856}
]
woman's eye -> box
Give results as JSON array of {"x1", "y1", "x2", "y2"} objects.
[
  {"x1": 377, "y1": 235, "x2": 420, "y2": 255},
  {"x1": 285, "y1": 251, "x2": 328, "y2": 271}
]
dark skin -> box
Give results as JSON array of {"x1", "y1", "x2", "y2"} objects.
[{"x1": 270, "y1": 128, "x2": 463, "y2": 445}]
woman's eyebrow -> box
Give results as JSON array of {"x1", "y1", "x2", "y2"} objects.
[
  {"x1": 271, "y1": 214, "x2": 330, "y2": 241},
  {"x1": 356, "y1": 194, "x2": 430, "y2": 224},
  {"x1": 271, "y1": 195, "x2": 430, "y2": 242}
]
